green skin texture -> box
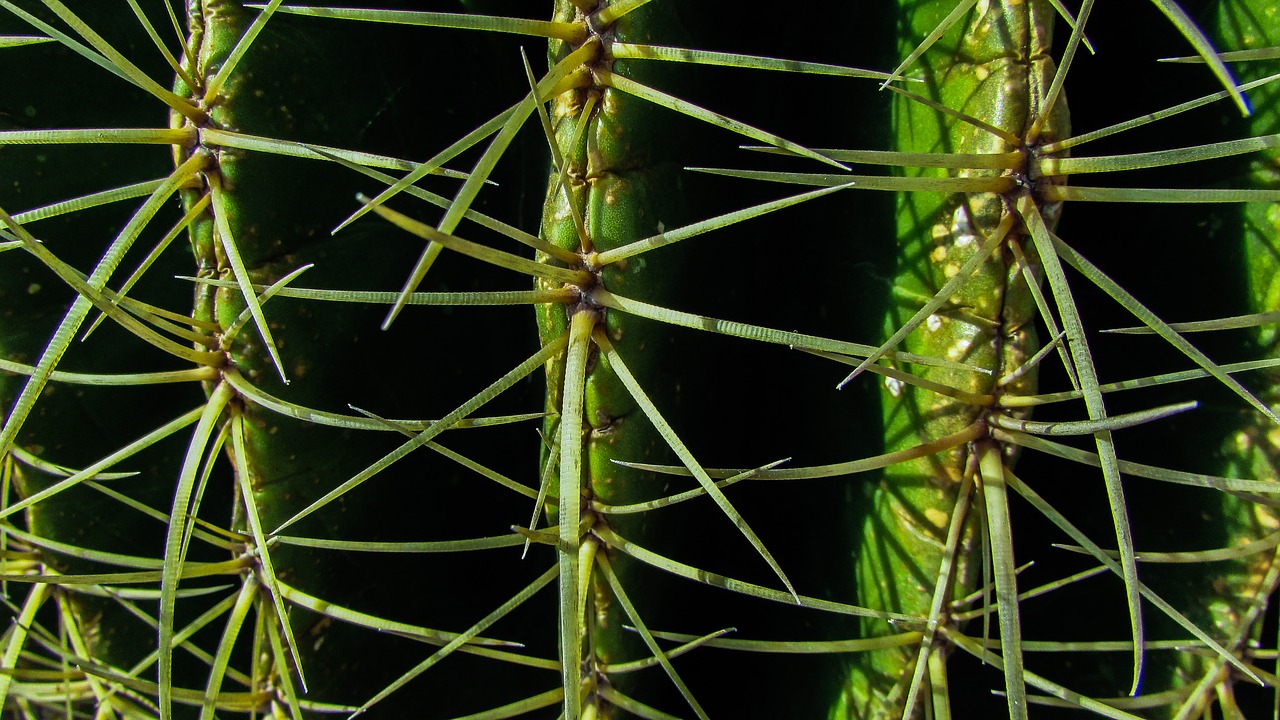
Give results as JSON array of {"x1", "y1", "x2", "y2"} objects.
[
  {"x1": 178, "y1": 0, "x2": 377, "y2": 705},
  {"x1": 174, "y1": 1, "x2": 501, "y2": 709},
  {"x1": 833, "y1": 0, "x2": 1068, "y2": 716},
  {"x1": 536, "y1": 1, "x2": 687, "y2": 714}
]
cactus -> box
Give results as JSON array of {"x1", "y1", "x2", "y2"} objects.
[{"x1": 1, "y1": 1, "x2": 1279, "y2": 719}]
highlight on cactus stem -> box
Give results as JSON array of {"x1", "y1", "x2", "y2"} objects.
[{"x1": 2, "y1": 0, "x2": 1280, "y2": 719}]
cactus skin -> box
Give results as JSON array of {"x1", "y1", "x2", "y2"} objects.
[
  {"x1": 169, "y1": 3, "x2": 552, "y2": 714},
  {"x1": 536, "y1": 1, "x2": 689, "y2": 714},
  {"x1": 176, "y1": 0, "x2": 375, "y2": 705},
  {"x1": 834, "y1": 0, "x2": 1070, "y2": 715}
]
